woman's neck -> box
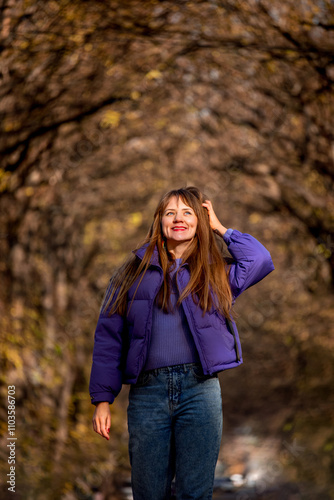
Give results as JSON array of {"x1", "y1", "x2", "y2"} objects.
[{"x1": 166, "y1": 239, "x2": 193, "y2": 259}]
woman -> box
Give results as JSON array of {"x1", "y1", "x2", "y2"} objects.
[{"x1": 89, "y1": 186, "x2": 275, "y2": 500}]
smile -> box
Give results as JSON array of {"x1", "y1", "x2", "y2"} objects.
[{"x1": 172, "y1": 227, "x2": 187, "y2": 231}]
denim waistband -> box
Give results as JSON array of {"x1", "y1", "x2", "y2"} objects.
[{"x1": 144, "y1": 362, "x2": 201, "y2": 376}]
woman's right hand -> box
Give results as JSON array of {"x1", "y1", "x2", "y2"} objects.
[
  {"x1": 92, "y1": 402, "x2": 111, "y2": 440},
  {"x1": 202, "y1": 199, "x2": 227, "y2": 235}
]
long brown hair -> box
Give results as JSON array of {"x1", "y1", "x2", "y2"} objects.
[{"x1": 100, "y1": 186, "x2": 233, "y2": 320}]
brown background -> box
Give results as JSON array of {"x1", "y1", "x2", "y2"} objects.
[{"x1": 0, "y1": 1, "x2": 333, "y2": 498}]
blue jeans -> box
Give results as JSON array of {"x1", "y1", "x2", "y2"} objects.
[{"x1": 127, "y1": 363, "x2": 223, "y2": 500}]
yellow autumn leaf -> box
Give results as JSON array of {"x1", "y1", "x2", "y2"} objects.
[
  {"x1": 316, "y1": 244, "x2": 332, "y2": 258},
  {"x1": 3, "y1": 119, "x2": 21, "y2": 132},
  {"x1": 4, "y1": 347, "x2": 23, "y2": 369},
  {"x1": 128, "y1": 212, "x2": 142, "y2": 228},
  {"x1": 0, "y1": 169, "x2": 11, "y2": 192},
  {"x1": 155, "y1": 118, "x2": 167, "y2": 129},
  {"x1": 69, "y1": 34, "x2": 84, "y2": 44},
  {"x1": 65, "y1": 9, "x2": 76, "y2": 21},
  {"x1": 131, "y1": 90, "x2": 141, "y2": 100},
  {"x1": 290, "y1": 115, "x2": 301, "y2": 126},
  {"x1": 100, "y1": 110, "x2": 121, "y2": 128},
  {"x1": 249, "y1": 212, "x2": 261, "y2": 224},
  {"x1": 184, "y1": 141, "x2": 200, "y2": 153},
  {"x1": 266, "y1": 61, "x2": 276, "y2": 73},
  {"x1": 145, "y1": 69, "x2": 162, "y2": 80}
]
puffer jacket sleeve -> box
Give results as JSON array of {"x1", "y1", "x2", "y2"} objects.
[
  {"x1": 89, "y1": 281, "x2": 126, "y2": 405},
  {"x1": 223, "y1": 229, "x2": 275, "y2": 300}
]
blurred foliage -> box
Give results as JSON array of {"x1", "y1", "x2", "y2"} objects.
[{"x1": 0, "y1": 0, "x2": 334, "y2": 498}]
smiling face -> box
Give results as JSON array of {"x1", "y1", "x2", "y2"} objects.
[{"x1": 161, "y1": 196, "x2": 198, "y2": 255}]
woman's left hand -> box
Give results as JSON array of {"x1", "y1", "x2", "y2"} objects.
[{"x1": 202, "y1": 199, "x2": 227, "y2": 234}]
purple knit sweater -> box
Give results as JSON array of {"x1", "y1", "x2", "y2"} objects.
[{"x1": 144, "y1": 258, "x2": 200, "y2": 370}]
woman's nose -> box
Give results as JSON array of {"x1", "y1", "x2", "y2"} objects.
[{"x1": 173, "y1": 212, "x2": 183, "y2": 222}]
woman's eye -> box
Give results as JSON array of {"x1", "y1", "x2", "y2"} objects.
[{"x1": 165, "y1": 210, "x2": 193, "y2": 216}]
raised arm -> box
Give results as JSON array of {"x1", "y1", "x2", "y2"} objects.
[
  {"x1": 202, "y1": 199, "x2": 275, "y2": 300},
  {"x1": 222, "y1": 229, "x2": 275, "y2": 299}
]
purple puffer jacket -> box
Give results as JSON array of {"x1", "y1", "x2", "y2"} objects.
[{"x1": 89, "y1": 229, "x2": 275, "y2": 405}]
